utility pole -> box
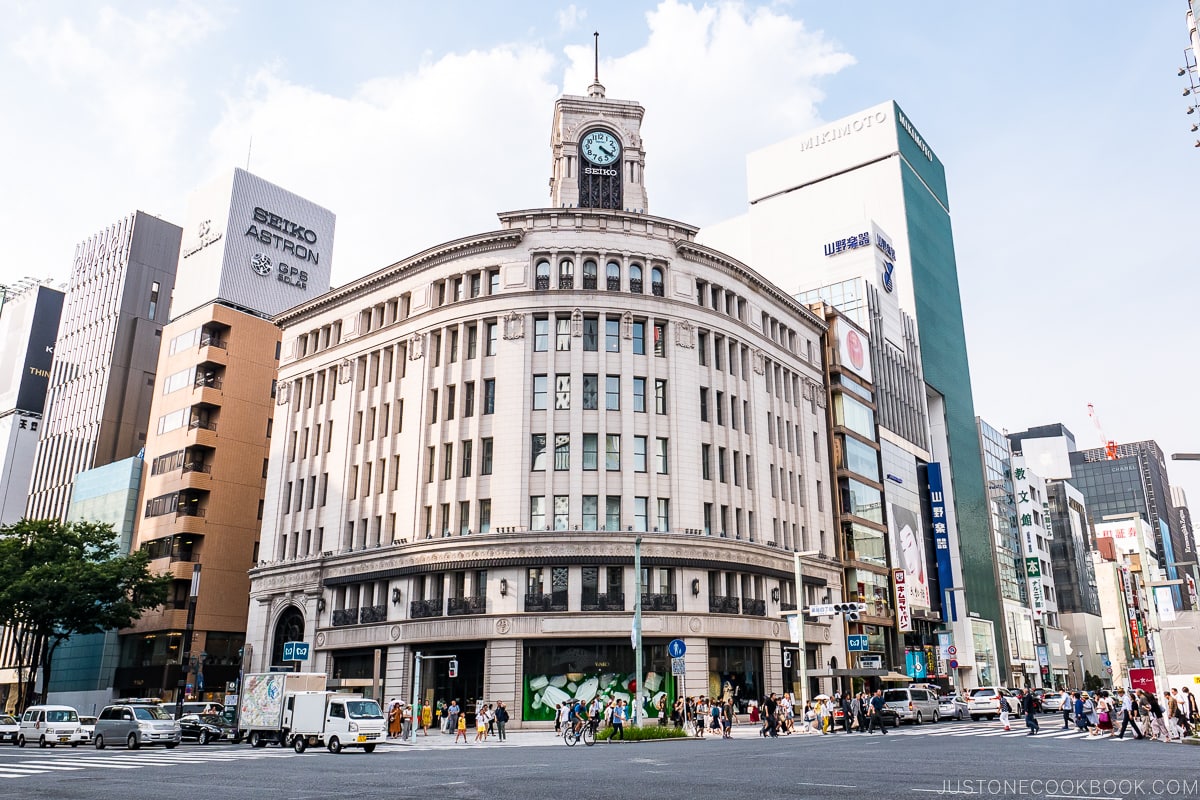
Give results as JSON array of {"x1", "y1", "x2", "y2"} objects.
[
  {"x1": 175, "y1": 564, "x2": 201, "y2": 719},
  {"x1": 633, "y1": 536, "x2": 643, "y2": 726}
]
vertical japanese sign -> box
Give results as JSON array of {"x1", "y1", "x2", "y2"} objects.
[
  {"x1": 1013, "y1": 466, "x2": 1045, "y2": 620},
  {"x1": 925, "y1": 464, "x2": 956, "y2": 621},
  {"x1": 894, "y1": 568, "x2": 912, "y2": 631}
]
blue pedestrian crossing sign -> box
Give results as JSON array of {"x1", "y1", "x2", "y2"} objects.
[
  {"x1": 282, "y1": 641, "x2": 311, "y2": 662},
  {"x1": 847, "y1": 634, "x2": 869, "y2": 652},
  {"x1": 668, "y1": 639, "x2": 687, "y2": 658}
]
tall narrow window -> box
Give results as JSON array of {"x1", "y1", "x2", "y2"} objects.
[
  {"x1": 583, "y1": 317, "x2": 599, "y2": 351},
  {"x1": 556, "y1": 317, "x2": 571, "y2": 350},
  {"x1": 606, "y1": 434, "x2": 621, "y2": 470},
  {"x1": 633, "y1": 436, "x2": 647, "y2": 472},
  {"x1": 605, "y1": 496, "x2": 621, "y2": 530},
  {"x1": 655, "y1": 379, "x2": 667, "y2": 414},
  {"x1": 533, "y1": 375, "x2": 547, "y2": 410},
  {"x1": 632, "y1": 377, "x2": 646, "y2": 412},
  {"x1": 483, "y1": 379, "x2": 495, "y2": 414},
  {"x1": 148, "y1": 281, "x2": 161, "y2": 319},
  {"x1": 583, "y1": 434, "x2": 598, "y2": 470},
  {"x1": 655, "y1": 438, "x2": 668, "y2": 474},
  {"x1": 606, "y1": 376, "x2": 620, "y2": 410},
  {"x1": 554, "y1": 434, "x2": 570, "y2": 470},
  {"x1": 531, "y1": 434, "x2": 547, "y2": 471},
  {"x1": 534, "y1": 318, "x2": 549, "y2": 351},
  {"x1": 583, "y1": 374, "x2": 599, "y2": 410},
  {"x1": 605, "y1": 318, "x2": 620, "y2": 352},
  {"x1": 481, "y1": 438, "x2": 494, "y2": 475},
  {"x1": 632, "y1": 321, "x2": 645, "y2": 355}
]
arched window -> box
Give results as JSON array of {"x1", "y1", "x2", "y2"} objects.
[
  {"x1": 270, "y1": 606, "x2": 306, "y2": 668},
  {"x1": 651, "y1": 267, "x2": 665, "y2": 296},
  {"x1": 535, "y1": 260, "x2": 551, "y2": 290},
  {"x1": 629, "y1": 264, "x2": 643, "y2": 294},
  {"x1": 558, "y1": 259, "x2": 574, "y2": 289},
  {"x1": 583, "y1": 259, "x2": 598, "y2": 289},
  {"x1": 606, "y1": 261, "x2": 621, "y2": 291}
]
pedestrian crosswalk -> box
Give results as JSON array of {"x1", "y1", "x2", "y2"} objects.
[
  {"x1": 0, "y1": 746, "x2": 303, "y2": 778},
  {"x1": 881, "y1": 721, "x2": 1142, "y2": 742}
]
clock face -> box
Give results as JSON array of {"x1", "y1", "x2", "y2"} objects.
[{"x1": 581, "y1": 130, "x2": 621, "y2": 166}]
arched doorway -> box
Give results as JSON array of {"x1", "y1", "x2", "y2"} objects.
[{"x1": 270, "y1": 606, "x2": 306, "y2": 669}]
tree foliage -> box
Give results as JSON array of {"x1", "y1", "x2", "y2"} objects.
[{"x1": 0, "y1": 518, "x2": 170, "y2": 708}]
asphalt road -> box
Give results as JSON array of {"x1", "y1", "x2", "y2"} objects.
[{"x1": 4, "y1": 718, "x2": 1198, "y2": 800}]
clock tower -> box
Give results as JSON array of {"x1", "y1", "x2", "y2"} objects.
[{"x1": 548, "y1": 39, "x2": 648, "y2": 213}]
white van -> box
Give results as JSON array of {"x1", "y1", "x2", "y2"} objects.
[
  {"x1": 18, "y1": 705, "x2": 87, "y2": 748},
  {"x1": 285, "y1": 693, "x2": 385, "y2": 753},
  {"x1": 881, "y1": 687, "x2": 941, "y2": 724}
]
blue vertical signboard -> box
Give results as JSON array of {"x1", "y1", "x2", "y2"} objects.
[{"x1": 926, "y1": 464, "x2": 956, "y2": 622}]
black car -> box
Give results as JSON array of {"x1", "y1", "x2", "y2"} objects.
[{"x1": 178, "y1": 713, "x2": 234, "y2": 745}]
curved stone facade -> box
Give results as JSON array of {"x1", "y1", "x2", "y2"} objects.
[{"x1": 246, "y1": 202, "x2": 840, "y2": 725}]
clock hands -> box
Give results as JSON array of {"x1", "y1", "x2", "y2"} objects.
[{"x1": 598, "y1": 144, "x2": 615, "y2": 158}]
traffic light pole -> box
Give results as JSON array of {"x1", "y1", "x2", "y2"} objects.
[{"x1": 407, "y1": 652, "x2": 456, "y2": 743}]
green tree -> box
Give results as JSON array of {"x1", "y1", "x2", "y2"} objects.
[{"x1": 0, "y1": 519, "x2": 170, "y2": 709}]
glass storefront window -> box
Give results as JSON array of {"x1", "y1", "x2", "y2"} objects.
[
  {"x1": 849, "y1": 570, "x2": 891, "y2": 617},
  {"x1": 833, "y1": 393, "x2": 875, "y2": 438},
  {"x1": 839, "y1": 435, "x2": 880, "y2": 482},
  {"x1": 841, "y1": 479, "x2": 883, "y2": 523},
  {"x1": 707, "y1": 643, "x2": 763, "y2": 714},
  {"x1": 845, "y1": 522, "x2": 887, "y2": 567},
  {"x1": 971, "y1": 619, "x2": 999, "y2": 687},
  {"x1": 522, "y1": 642, "x2": 672, "y2": 722}
]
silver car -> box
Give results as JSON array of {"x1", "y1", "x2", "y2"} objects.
[
  {"x1": 938, "y1": 693, "x2": 969, "y2": 720},
  {"x1": 94, "y1": 703, "x2": 180, "y2": 749},
  {"x1": 882, "y1": 687, "x2": 940, "y2": 724}
]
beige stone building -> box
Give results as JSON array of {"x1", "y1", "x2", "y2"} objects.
[{"x1": 245, "y1": 81, "x2": 840, "y2": 725}]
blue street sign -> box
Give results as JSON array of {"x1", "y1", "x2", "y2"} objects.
[
  {"x1": 1103, "y1": 659, "x2": 1112, "y2": 667},
  {"x1": 282, "y1": 641, "x2": 311, "y2": 662},
  {"x1": 667, "y1": 639, "x2": 687, "y2": 658},
  {"x1": 847, "y1": 634, "x2": 869, "y2": 652}
]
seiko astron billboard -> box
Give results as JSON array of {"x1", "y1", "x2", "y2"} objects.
[{"x1": 172, "y1": 168, "x2": 335, "y2": 319}]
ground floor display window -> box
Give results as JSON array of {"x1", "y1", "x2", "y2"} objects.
[
  {"x1": 708, "y1": 642, "x2": 762, "y2": 713},
  {"x1": 522, "y1": 640, "x2": 672, "y2": 722}
]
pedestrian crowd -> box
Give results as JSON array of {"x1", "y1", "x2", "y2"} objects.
[
  {"x1": 1060, "y1": 686, "x2": 1196, "y2": 742},
  {"x1": 385, "y1": 698, "x2": 510, "y2": 743}
]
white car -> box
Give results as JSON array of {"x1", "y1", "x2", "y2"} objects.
[
  {"x1": 0, "y1": 714, "x2": 18, "y2": 744},
  {"x1": 78, "y1": 716, "x2": 97, "y2": 742},
  {"x1": 967, "y1": 687, "x2": 1019, "y2": 721},
  {"x1": 938, "y1": 694, "x2": 969, "y2": 720},
  {"x1": 17, "y1": 705, "x2": 87, "y2": 748}
]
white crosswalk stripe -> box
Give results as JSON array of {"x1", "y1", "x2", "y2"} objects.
[
  {"x1": 883, "y1": 722, "x2": 1147, "y2": 743},
  {"x1": 0, "y1": 747, "x2": 303, "y2": 778}
]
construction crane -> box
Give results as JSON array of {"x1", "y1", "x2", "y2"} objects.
[{"x1": 1087, "y1": 403, "x2": 1118, "y2": 460}]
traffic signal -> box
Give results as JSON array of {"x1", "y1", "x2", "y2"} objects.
[
  {"x1": 448, "y1": 659, "x2": 459, "y2": 678},
  {"x1": 833, "y1": 602, "x2": 866, "y2": 622}
]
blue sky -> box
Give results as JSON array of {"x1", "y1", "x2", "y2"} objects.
[{"x1": 2, "y1": 1, "x2": 1197, "y2": 512}]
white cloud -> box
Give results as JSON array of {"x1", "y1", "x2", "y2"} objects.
[{"x1": 557, "y1": 4, "x2": 586, "y2": 34}]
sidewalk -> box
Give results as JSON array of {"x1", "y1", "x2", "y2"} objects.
[{"x1": 381, "y1": 722, "x2": 762, "y2": 749}]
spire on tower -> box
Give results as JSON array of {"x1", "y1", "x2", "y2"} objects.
[{"x1": 588, "y1": 31, "x2": 606, "y2": 98}]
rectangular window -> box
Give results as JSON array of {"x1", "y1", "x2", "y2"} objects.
[
  {"x1": 445, "y1": 385, "x2": 456, "y2": 420},
  {"x1": 583, "y1": 317, "x2": 599, "y2": 351},
  {"x1": 702, "y1": 444, "x2": 711, "y2": 480},
  {"x1": 606, "y1": 434, "x2": 621, "y2": 470},
  {"x1": 478, "y1": 500, "x2": 491, "y2": 533},
  {"x1": 481, "y1": 438, "x2": 494, "y2": 475},
  {"x1": 464, "y1": 381, "x2": 475, "y2": 417},
  {"x1": 582, "y1": 496, "x2": 599, "y2": 530},
  {"x1": 634, "y1": 497, "x2": 648, "y2": 531},
  {"x1": 582, "y1": 374, "x2": 599, "y2": 410},
  {"x1": 633, "y1": 377, "x2": 646, "y2": 412},
  {"x1": 632, "y1": 321, "x2": 645, "y2": 355},
  {"x1": 448, "y1": 328, "x2": 459, "y2": 363},
  {"x1": 462, "y1": 440, "x2": 473, "y2": 477},
  {"x1": 148, "y1": 281, "x2": 161, "y2": 319},
  {"x1": 534, "y1": 317, "x2": 549, "y2": 351},
  {"x1": 656, "y1": 499, "x2": 670, "y2": 532},
  {"x1": 554, "y1": 434, "x2": 570, "y2": 470},
  {"x1": 426, "y1": 448, "x2": 435, "y2": 483},
  {"x1": 556, "y1": 317, "x2": 571, "y2": 351},
  {"x1": 429, "y1": 389, "x2": 439, "y2": 423},
  {"x1": 530, "y1": 496, "x2": 547, "y2": 530},
  {"x1": 466, "y1": 325, "x2": 478, "y2": 359},
  {"x1": 718, "y1": 447, "x2": 727, "y2": 483},
  {"x1": 703, "y1": 503, "x2": 712, "y2": 536},
  {"x1": 605, "y1": 376, "x2": 620, "y2": 410},
  {"x1": 533, "y1": 375, "x2": 547, "y2": 410},
  {"x1": 486, "y1": 322, "x2": 498, "y2": 356},
  {"x1": 583, "y1": 433, "x2": 598, "y2": 470},
  {"x1": 555, "y1": 374, "x2": 570, "y2": 410},
  {"x1": 633, "y1": 436, "x2": 647, "y2": 472},
  {"x1": 699, "y1": 387, "x2": 709, "y2": 422},
  {"x1": 730, "y1": 395, "x2": 738, "y2": 430},
  {"x1": 716, "y1": 391, "x2": 725, "y2": 426},
  {"x1": 653, "y1": 322, "x2": 666, "y2": 357},
  {"x1": 605, "y1": 496, "x2": 621, "y2": 531},
  {"x1": 531, "y1": 434, "x2": 547, "y2": 471},
  {"x1": 655, "y1": 379, "x2": 667, "y2": 414},
  {"x1": 443, "y1": 443, "x2": 454, "y2": 481},
  {"x1": 656, "y1": 438, "x2": 668, "y2": 474},
  {"x1": 483, "y1": 379, "x2": 495, "y2": 414},
  {"x1": 459, "y1": 501, "x2": 470, "y2": 536},
  {"x1": 489, "y1": 269, "x2": 500, "y2": 294},
  {"x1": 553, "y1": 495, "x2": 569, "y2": 530},
  {"x1": 605, "y1": 318, "x2": 620, "y2": 352},
  {"x1": 732, "y1": 451, "x2": 741, "y2": 486},
  {"x1": 698, "y1": 331, "x2": 708, "y2": 366}
]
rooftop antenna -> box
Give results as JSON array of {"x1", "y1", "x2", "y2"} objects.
[
  {"x1": 246, "y1": 136, "x2": 253, "y2": 171},
  {"x1": 588, "y1": 31, "x2": 605, "y2": 98}
]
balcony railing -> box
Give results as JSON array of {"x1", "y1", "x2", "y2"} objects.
[
  {"x1": 199, "y1": 334, "x2": 227, "y2": 349},
  {"x1": 558, "y1": 277, "x2": 574, "y2": 289},
  {"x1": 181, "y1": 462, "x2": 211, "y2": 474},
  {"x1": 607, "y1": 276, "x2": 621, "y2": 291},
  {"x1": 780, "y1": 602, "x2": 798, "y2": 612},
  {"x1": 581, "y1": 592, "x2": 625, "y2": 612},
  {"x1": 448, "y1": 595, "x2": 487, "y2": 616},
  {"x1": 742, "y1": 598, "x2": 767, "y2": 617},
  {"x1": 709, "y1": 595, "x2": 741, "y2": 614},
  {"x1": 629, "y1": 278, "x2": 643, "y2": 294},
  {"x1": 194, "y1": 374, "x2": 223, "y2": 390},
  {"x1": 331, "y1": 608, "x2": 358, "y2": 627},
  {"x1": 409, "y1": 598, "x2": 443, "y2": 619},
  {"x1": 651, "y1": 281, "x2": 664, "y2": 297},
  {"x1": 524, "y1": 592, "x2": 568, "y2": 612},
  {"x1": 360, "y1": 604, "x2": 387, "y2": 624},
  {"x1": 641, "y1": 593, "x2": 677, "y2": 612},
  {"x1": 535, "y1": 275, "x2": 550, "y2": 290},
  {"x1": 189, "y1": 418, "x2": 218, "y2": 431},
  {"x1": 582, "y1": 275, "x2": 597, "y2": 289},
  {"x1": 175, "y1": 506, "x2": 206, "y2": 519}
]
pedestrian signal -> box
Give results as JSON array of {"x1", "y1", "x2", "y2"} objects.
[{"x1": 448, "y1": 659, "x2": 459, "y2": 678}]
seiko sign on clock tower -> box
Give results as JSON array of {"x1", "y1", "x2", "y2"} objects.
[{"x1": 548, "y1": 77, "x2": 649, "y2": 213}]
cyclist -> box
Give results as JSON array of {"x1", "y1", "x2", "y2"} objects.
[{"x1": 567, "y1": 698, "x2": 586, "y2": 736}]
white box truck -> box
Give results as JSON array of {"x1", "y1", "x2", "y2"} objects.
[
  {"x1": 285, "y1": 691, "x2": 386, "y2": 753},
  {"x1": 237, "y1": 672, "x2": 328, "y2": 747}
]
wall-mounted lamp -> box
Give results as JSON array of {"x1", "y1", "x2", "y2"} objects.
[
  {"x1": 500, "y1": 579, "x2": 509, "y2": 597},
  {"x1": 691, "y1": 578, "x2": 700, "y2": 597},
  {"x1": 771, "y1": 587, "x2": 780, "y2": 603},
  {"x1": 317, "y1": 597, "x2": 326, "y2": 612},
  {"x1": 391, "y1": 587, "x2": 402, "y2": 606}
]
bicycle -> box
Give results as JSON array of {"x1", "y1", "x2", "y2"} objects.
[{"x1": 562, "y1": 717, "x2": 596, "y2": 747}]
